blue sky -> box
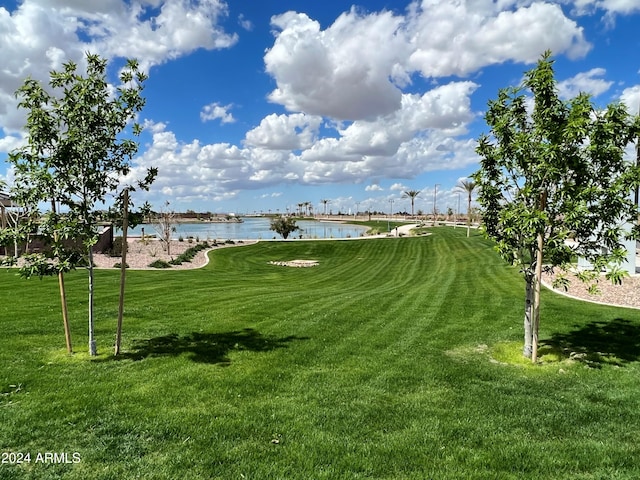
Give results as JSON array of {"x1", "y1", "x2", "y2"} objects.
[{"x1": 1, "y1": 0, "x2": 640, "y2": 216}]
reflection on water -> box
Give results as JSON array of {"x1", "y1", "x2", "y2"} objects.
[{"x1": 118, "y1": 217, "x2": 368, "y2": 240}]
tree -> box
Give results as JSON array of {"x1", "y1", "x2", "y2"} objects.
[
  {"x1": 107, "y1": 184, "x2": 155, "y2": 357},
  {"x1": 456, "y1": 179, "x2": 477, "y2": 237},
  {"x1": 321, "y1": 199, "x2": 330, "y2": 216},
  {"x1": 153, "y1": 201, "x2": 176, "y2": 256},
  {"x1": 270, "y1": 216, "x2": 299, "y2": 239},
  {"x1": 473, "y1": 51, "x2": 640, "y2": 362},
  {"x1": 402, "y1": 190, "x2": 421, "y2": 216},
  {"x1": 9, "y1": 53, "x2": 153, "y2": 356}
]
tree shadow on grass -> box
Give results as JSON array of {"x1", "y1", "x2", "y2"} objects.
[
  {"x1": 540, "y1": 318, "x2": 640, "y2": 368},
  {"x1": 110, "y1": 328, "x2": 308, "y2": 366}
]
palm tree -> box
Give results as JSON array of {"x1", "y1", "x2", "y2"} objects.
[
  {"x1": 402, "y1": 190, "x2": 421, "y2": 217},
  {"x1": 321, "y1": 199, "x2": 330, "y2": 216},
  {"x1": 456, "y1": 179, "x2": 477, "y2": 237}
]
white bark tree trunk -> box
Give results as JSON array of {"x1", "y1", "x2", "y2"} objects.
[
  {"x1": 523, "y1": 271, "x2": 534, "y2": 358},
  {"x1": 532, "y1": 232, "x2": 544, "y2": 363},
  {"x1": 88, "y1": 247, "x2": 97, "y2": 356}
]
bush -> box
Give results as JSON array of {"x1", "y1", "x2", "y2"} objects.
[
  {"x1": 109, "y1": 236, "x2": 124, "y2": 257},
  {"x1": 113, "y1": 262, "x2": 129, "y2": 269},
  {"x1": 178, "y1": 235, "x2": 184, "y2": 242},
  {"x1": 148, "y1": 259, "x2": 172, "y2": 269}
]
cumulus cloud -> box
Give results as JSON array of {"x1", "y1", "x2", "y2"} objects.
[
  {"x1": 406, "y1": 1, "x2": 590, "y2": 78},
  {"x1": 0, "y1": 0, "x2": 238, "y2": 147},
  {"x1": 200, "y1": 103, "x2": 235, "y2": 124},
  {"x1": 558, "y1": 68, "x2": 613, "y2": 98},
  {"x1": 264, "y1": 1, "x2": 590, "y2": 122},
  {"x1": 619, "y1": 85, "x2": 640, "y2": 113},
  {"x1": 365, "y1": 184, "x2": 384, "y2": 192},
  {"x1": 265, "y1": 8, "x2": 409, "y2": 120},
  {"x1": 86, "y1": 0, "x2": 238, "y2": 71},
  {"x1": 244, "y1": 113, "x2": 322, "y2": 150},
  {"x1": 571, "y1": 0, "x2": 640, "y2": 16}
]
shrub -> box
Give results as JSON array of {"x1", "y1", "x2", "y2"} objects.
[
  {"x1": 148, "y1": 259, "x2": 172, "y2": 269},
  {"x1": 178, "y1": 235, "x2": 184, "y2": 242},
  {"x1": 109, "y1": 236, "x2": 124, "y2": 257},
  {"x1": 113, "y1": 262, "x2": 129, "y2": 269}
]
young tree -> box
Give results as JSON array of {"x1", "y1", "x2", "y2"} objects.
[
  {"x1": 9, "y1": 53, "x2": 153, "y2": 356},
  {"x1": 153, "y1": 201, "x2": 176, "y2": 256},
  {"x1": 402, "y1": 190, "x2": 421, "y2": 216},
  {"x1": 474, "y1": 51, "x2": 640, "y2": 362},
  {"x1": 108, "y1": 180, "x2": 155, "y2": 356},
  {"x1": 456, "y1": 179, "x2": 477, "y2": 237},
  {"x1": 270, "y1": 216, "x2": 299, "y2": 239}
]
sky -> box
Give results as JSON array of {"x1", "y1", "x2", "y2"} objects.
[{"x1": 1, "y1": 0, "x2": 640, "y2": 216}]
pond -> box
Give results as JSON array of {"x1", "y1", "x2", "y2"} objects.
[{"x1": 119, "y1": 217, "x2": 369, "y2": 240}]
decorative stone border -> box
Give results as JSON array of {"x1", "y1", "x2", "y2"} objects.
[{"x1": 268, "y1": 259, "x2": 319, "y2": 267}]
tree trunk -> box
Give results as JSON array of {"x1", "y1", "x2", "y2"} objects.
[
  {"x1": 523, "y1": 271, "x2": 534, "y2": 358},
  {"x1": 88, "y1": 247, "x2": 97, "y2": 356},
  {"x1": 51, "y1": 200, "x2": 72, "y2": 354},
  {"x1": 58, "y1": 270, "x2": 72, "y2": 354},
  {"x1": 531, "y1": 191, "x2": 547, "y2": 363},
  {"x1": 466, "y1": 196, "x2": 471, "y2": 237},
  {"x1": 531, "y1": 232, "x2": 544, "y2": 363},
  {"x1": 115, "y1": 189, "x2": 128, "y2": 356}
]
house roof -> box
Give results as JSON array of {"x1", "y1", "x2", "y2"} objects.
[{"x1": 0, "y1": 192, "x2": 19, "y2": 208}]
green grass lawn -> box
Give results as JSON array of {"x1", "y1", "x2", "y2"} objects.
[{"x1": 1, "y1": 228, "x2": 640, "y2": 479}]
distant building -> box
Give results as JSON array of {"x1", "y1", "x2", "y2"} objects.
[
  {"x1": 577, "y1": 221, "x2": 637, "y2": 275},
  {"x1": 0, "y1": 192, "x2": 19, "y2": 229}
]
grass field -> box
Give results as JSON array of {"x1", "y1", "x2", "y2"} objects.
[{"x1": 1, "y1": 227, "x2": 640, "y2": 479}]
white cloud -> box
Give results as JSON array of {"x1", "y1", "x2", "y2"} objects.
[
  {"x1": 200, "y1": 103, "x2": 235, "y2": 124},
  {"x1": 87, "y1": 0, "x2": 238, "y2": 71},
  {"x1": 0, "y1": 0, "x2": 238, "y2": 143},
  {"x1": 365, "y1": 184, "x2": 384, "y2": 192},
  {"x1": 406, "y1": 1, "x2": 590, "y2": 78},
  {"x1": 0, "y1": 132, "x2": 25, "y2": 155},
  {"x1": 619, "y1": 85, "x2": 640, "y2": 114},
  {"x1": 390, "y1": 183, "x2": 407, "y2": 191},
  {"x1": 238, "y1": 13, "x2": 253, "y2": 31},
  {"x1": 558, "y1": 68, "x2": 613, "y2": 98},
  {"x1": 244, "y1": 113, "x2": 322, "y2": 150},
  {"x1": 570, "y1": 0, "x2": 640, "y2": 16},
  {"x1": 265, "y1": 8, "x2": 409, "y2": 120}
]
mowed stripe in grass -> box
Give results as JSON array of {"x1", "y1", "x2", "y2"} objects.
[{"x1": 1, "y1": 227, "x2": 640, "y2": 479}]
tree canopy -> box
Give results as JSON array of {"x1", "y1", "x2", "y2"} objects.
[{"x1": 270, "y1": 216, "x2": 300, "y2": 239}]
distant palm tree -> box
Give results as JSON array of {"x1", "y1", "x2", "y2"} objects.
[
  {"x1": 321, "y1": 199, "x2": 330, "y2": 216},
  {"x1": 303, "y1": 201, "x2": 311, "y2": 217},
  {"x1": 402, "y1": 190, "x2": 421, "y2": 216},
  {"x1": 456, "y1": 179, "x2": 477, "y2": 237}
]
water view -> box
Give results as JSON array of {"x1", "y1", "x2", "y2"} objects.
[{"x1": 121, "y1": 217, "x2": 369, "y2": 240}]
